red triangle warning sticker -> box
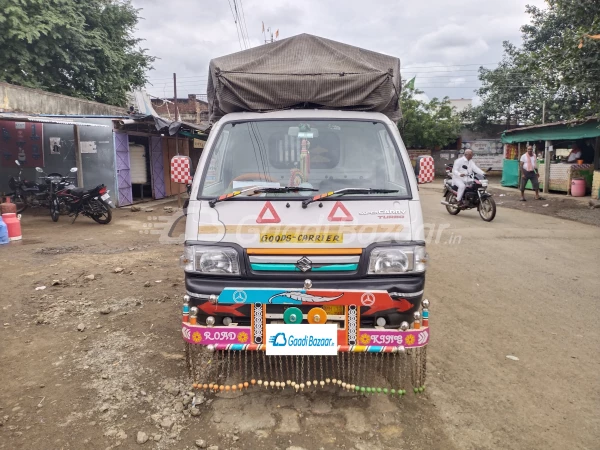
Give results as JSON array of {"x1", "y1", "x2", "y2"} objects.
[
  {"x1": 328, "y1": 201, "x2": 353, "y2": 222},
  {"x1": 256, "y1": 201, "x2": 281, "y2": 223}
]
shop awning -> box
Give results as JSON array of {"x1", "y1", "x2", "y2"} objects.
[
  {"x1": 114, "y1": 115, "x2": 210, "y2": 136},
  {"x1": 501, "y1": 118, "x2": 600, "y2": 143}
]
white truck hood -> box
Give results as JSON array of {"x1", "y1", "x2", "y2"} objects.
[{"x1": 191, "y1": 198, "x2": 417, "y2": 248}]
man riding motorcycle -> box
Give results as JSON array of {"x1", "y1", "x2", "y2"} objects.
[{"x1": 452, "y1": 149, "x2": 485, "y2": 207}]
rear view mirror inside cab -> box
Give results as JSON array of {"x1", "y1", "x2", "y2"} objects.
[{"x1": 288, "y1": 126, "x2": 319, "y2": 138}]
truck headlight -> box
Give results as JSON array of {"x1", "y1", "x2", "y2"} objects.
[
  {"x1": 180, "y1": 246, "x2": 240, "y2": 275},
  {"x1": 368, "y1": 246, "x2": 428, "y2": 274}
]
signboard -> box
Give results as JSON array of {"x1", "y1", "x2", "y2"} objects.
[
  {"x1": 0, "y1": 120, "x2": 44, "y2": 168},
  {"x1": 462, "y1": 140, "x2": 504, "y2": 171},
  {"x1": 80, "y1": 141, "x2": 97, "y2": 154},
  {"x1": 266, "y1": 324, "x2": 338, "y2": 355}
]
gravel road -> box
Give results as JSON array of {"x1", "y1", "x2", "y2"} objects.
[{"x1": 0, "y1": 189, "x2": 598, "y2": 450}]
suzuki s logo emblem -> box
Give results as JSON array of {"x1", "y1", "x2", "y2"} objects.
[{"x1": 296, "y1": 256, "x2": 312, "y2": 272}]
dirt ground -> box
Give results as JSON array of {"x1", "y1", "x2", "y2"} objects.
[
  {"x1": 1, "y1": 188, "x2": 599, "y2": 450},
  {"x1": 486, "y1": 180, "x2": 600, "y2": 228}
]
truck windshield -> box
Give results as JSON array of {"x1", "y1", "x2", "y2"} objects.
[{"x1": 199, "y1": 120, "x2": 411, "y2": 199}]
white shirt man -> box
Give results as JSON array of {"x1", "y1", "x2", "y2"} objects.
[
  {"x1": 566, "y1": 145, "x2": 582, "y2": 163},
  {"x1": 519, "y1": 146, "x2": 542, "y2": 200},
  {"x1": 452, "y1": 150, "x2": 485, "y2": 203}
]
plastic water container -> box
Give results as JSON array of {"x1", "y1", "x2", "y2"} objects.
[
  {"x1": 2, "y1": 213, "x2": 22, "y2": 241},
  {"x1": 0, "y1": 216, "x2": 9, "y2": 245},
  {"x1": 571, "y1": 178, "x2": 586, "y2": 197}
]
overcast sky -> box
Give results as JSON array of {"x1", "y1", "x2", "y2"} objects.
[{"x1": 133, "y1": 0, "x2": 546, "y2": 104}]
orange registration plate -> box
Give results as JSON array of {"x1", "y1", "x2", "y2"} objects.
[{"x1": 323, "y1": 305, "x2": 344, "y2": 316}]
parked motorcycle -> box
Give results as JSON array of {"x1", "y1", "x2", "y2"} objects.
[
  {"x1": 47, "y1": 168, "x2": 114, "y2": 224},
  {"x1": 441, "y1": 165, "x2": 496, "y2": 222},
  {"x1": 7, "y1": 160, "x2": 63, "y2": 213}
]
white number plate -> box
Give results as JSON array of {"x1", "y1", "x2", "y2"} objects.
[{"x1": 101, "y1": 193, "x2": 110, "y2": 200}]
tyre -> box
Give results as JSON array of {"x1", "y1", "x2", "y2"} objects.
[
  {"x1": 478, "y1": 196, "x2": 496, "y2": 222},
  {"x1": 445, "y1": 192, "x2": 460, "y2": 215},
  {"x1": 11, "y1": 194, "x2": 27, "y2": 214},
  {"x1": 90, "y1": 199, "x2": 112, "y2": 224},
  {"x1": 50, "y1": 198, "x2": 60, "y2": 222}
]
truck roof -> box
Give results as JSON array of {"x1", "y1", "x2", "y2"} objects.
[
  {"x1": 207, "y1": 34, "x2": 401, "y2": 123},
  {"x1": 217, "y1": 109, "x2": 395, "y2": 124}
]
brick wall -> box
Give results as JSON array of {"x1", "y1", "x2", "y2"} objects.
[
  {"x1": 151, "y1": 94, "x2": 208, "y2": 124},
  {"x1": 0, "y1": 81, "x2": 126, "y2": 115}
]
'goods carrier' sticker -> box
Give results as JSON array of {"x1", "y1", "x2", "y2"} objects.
[{"x1": 260, "y1": 233, "x2": 343, "y2": 244}]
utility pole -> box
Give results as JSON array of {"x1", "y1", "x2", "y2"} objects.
[
  {"x1": 173, "y1": 72, "x2": 181, "y2": 208},
  {"x1": 173, "y1": 73, "x2": 180, "y2": 123}
]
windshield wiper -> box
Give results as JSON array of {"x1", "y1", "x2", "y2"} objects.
[
  {"x1": 301, "y1": 188, "x2": 398, "y2": 208},
  {"x1": 209, "y1": 186, "x2": 317, "y2": 207},
  {"x1": 253, "y1": 186, "x2": 317, "y2": 194}
]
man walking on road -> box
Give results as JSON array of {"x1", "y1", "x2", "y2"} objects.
[
  {"x1": 520, "y1": 146, "x2": 544, "y2": 201},
  {"x1": 452, "y1": 149, "x2": 485, "y2": 206}
]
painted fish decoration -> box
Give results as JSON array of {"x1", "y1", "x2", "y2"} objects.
[{"x1": 268, "y1": 291, "x2": 343, "y2": 304}]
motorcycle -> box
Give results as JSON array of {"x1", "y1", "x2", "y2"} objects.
[
  {"x1": 441, "y1": 165, "x2": 497, "y2": 222},
  {"x1": 7, "y1": 160, "x2": 63, "y2": 213},
  {"x1": 48, "y1": 167, "x2": 114, "y2": 224}
]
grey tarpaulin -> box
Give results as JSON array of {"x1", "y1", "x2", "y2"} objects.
[{"x1": 207, "y1": 34, "x2": 402, "y2": 123}]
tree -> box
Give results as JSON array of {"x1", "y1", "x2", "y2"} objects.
[
  {"x1": 0, "y1": 0, "x2": 154, "y2": 106},
  {"x1": 468, "y1": 0, "x2": 600, "y2": 129},
  {"x1": 398, "y1": 86, "x2": 462, "y2": 149}
]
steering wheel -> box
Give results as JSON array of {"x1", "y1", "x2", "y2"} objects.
[{"x1": 227, "y1": 173, "x2": 278, "y2": 190}]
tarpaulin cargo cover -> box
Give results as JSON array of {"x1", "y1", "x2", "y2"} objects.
[{"x1": 207, "y1": 34, "x2": 402, "y2": 123}]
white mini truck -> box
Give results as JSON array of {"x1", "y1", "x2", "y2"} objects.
[{"x1": 176, "y1": 109, "x2": 431, "y2": 396}]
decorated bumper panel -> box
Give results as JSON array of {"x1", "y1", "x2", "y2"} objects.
[{"x1": 182, "y1": 323, "x2": 429, "y2": 350}]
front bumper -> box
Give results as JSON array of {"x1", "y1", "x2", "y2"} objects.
[
  {"x1": 182, "y1": 284, "x2": 430, "y2": 351},
  {"x1": 185, "y1": 274, "x2": 424, "y2": 327},
  {"x1": 182, "y1": 323, "x2": 429, "y2": 352}
]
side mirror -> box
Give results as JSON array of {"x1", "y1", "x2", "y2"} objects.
[
  {"x1": 170, "y1": 155, "x2": 193, "y2": 185},
  {"x1": 70, "y1": 167, "x2": 78, "y2": 173},
  {"x1": 15, "y1": 160, "x2": 20, "y2": 166},
  {"x1": 36, "y1": 167, "x2": 43, "y2": 173}
]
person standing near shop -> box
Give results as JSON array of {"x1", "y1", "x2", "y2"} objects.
[{"x1": 520, "y1": 145, "x2": 544, "y2": 201}]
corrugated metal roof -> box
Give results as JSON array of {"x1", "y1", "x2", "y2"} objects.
[
  {"x1": 0, "y1": 113, "x2": 110, "y2": 127},
  {"x1": 503, "y1": 116, "x2": 599, "y2": 134}
]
